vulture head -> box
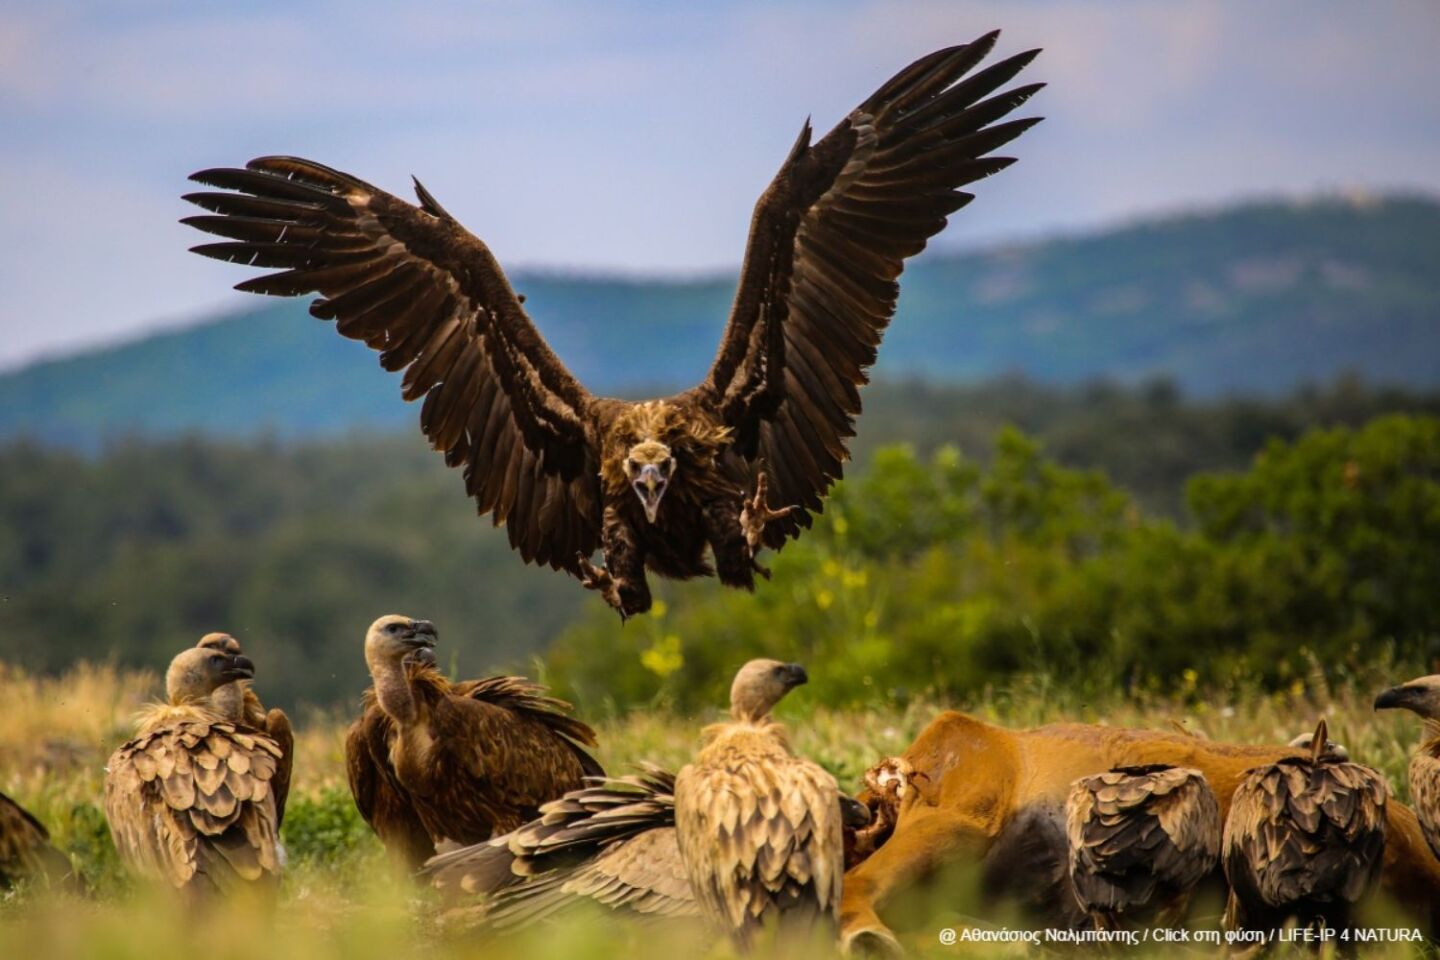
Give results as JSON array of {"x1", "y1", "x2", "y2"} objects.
[
  {"x1": 729, "y1": 658, "x2": 808, "y2": 722},
  {"x1": 623, "y1": 440, "x2": 675, "y2": 523},
  {"x1": 365, "y1": 614, "x2": 438, "y2": 672},
  {"x1": 196, "y1": 631, "x2": 247, "y2": 719},
  {"x1": 165, "y1": 645, "x2": 255, "y2": 706},
  {"x1": 1288, "y1": 730, "x2": 1350, "y2": 760},
  {"x1": 1375, "y1": 674, "x2": 1440, "y2": 720}
]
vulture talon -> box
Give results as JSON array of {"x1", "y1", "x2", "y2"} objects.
[
  {"x1": 576, "y1": 554, "x2": 626, "y2": 615},
  {"x1": 742, "y1": 472, "x2": 796, "y2": 552}
]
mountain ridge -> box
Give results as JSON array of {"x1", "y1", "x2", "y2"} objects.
[{"x1": 5, "y1": 193, "x2": 1438, "y2": 447}]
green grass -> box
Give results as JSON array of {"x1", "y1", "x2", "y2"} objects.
[{"x1": 0, "y1": 659, "x2": 1435, "y2": 958}]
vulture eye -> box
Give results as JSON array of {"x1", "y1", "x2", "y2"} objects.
[{"x1": 387, "y1": 623, "x2": 402, "y2": 634}]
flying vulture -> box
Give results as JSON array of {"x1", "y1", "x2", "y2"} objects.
[
  {"x1": 347, "y1": 615, "x2": 603, "y2": 852},
  {"x1": 0, "y1": 792, "x2": 75, "y2": 890},
  {"x1": 103, "y1": 646, "x2": 284, "y2": 897},
  {"x1": 1064, "y1": 764, "x2": 1220, "y2": 930},
  {"x1": 195, "y1": 632, "x2": 294, "y2": 827},
  {"x1": 182, "y1": 33, "x2": 1042, "y2": 618},
  {"x1": 422, "y1": 764, "x2": 870, "y2": 928},
  {"x1": 673, "y1": 659, "x2": 843, "y2": 947},
  {"x1": 1221, "y1": 719, "x2": 1388, "y2": 940},
  {"x1": 1374, "y1": 674, "x2": 1440, "y2": 859}
]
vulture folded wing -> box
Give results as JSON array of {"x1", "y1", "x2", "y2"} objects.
[
  {"x1": 262, "y1": 707, "x2": 294, "y2": 828},
  {"x1": 104, "y1": 712, "x2": 283, "y2": 892},
  {"x1": 184, "y1": 158, "x2": 600, "y2": 570},
  {"x1": 0, "y1": 791, "x2": 72, "y2": 888},
  {"x1": 344, "y1": 698, "x2": 435, "y2": 870},
  {"x1": 700, "y1": 34, "x2": 1042, "y2": 545},
  {"x1": 674, "y1": 754, "x2": 842, "y2": 936},
  {"x1": 1411, "y1": 750, "x2": 1440, "y2": 860}
]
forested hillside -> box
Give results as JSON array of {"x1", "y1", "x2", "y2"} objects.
[
  {"x1": 4, "y1": 378, "x2": 1435, "y2": 710},
  {"x1": 3, "y1": 194, "x2": 1438, "y2": 447}
]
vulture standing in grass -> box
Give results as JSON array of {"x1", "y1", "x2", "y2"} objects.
[
  {"x1": 348, "y1": 615, "x2": 602, "y2": 853},
  {"x1": 104, "y1": 646, "x2": 284, "y2": 897},
  {"x1": 422, "y1": 764, "x2": 869, "y2": 928},
  {"x1": 1222, "y1": 719, "x2": 1388, "y2": 941},
  {"x1": 1064, "y1": 764, "x2": 1220, "y2": 930},
  {"x1": 1374, "y1": 674, "x2": 1440, "y2": 859},
  {"x1": 674, "y1": 659, "x2": 842, "y2": 947},
  {"x1": 182, "y1": 33, "x2": 1042, "y2": 619},
  {"x1": 195, "y1": 632, "x2": 294, "y2": 826},
  {"x1": 0, "y1": 792, "x2": 74, "y2": 890}
]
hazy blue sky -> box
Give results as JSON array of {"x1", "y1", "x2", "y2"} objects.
[{"x1": 1, "y1": 0, "x2": 1437, "y2": 369}]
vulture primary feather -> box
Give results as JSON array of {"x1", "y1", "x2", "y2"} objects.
[
  {"x1": 1065, "y1": 764, "x2": 1220, "y2": 930},
  {"x1": 195, "y1": 632, "x2": 294, "y2": 827},
  {"x1": 347, "y1": 615, "x2": 603, "y2": 853},
  {"x1": 1374, "y1": 675, "x2": 1440, "y2": 859},
  {"x1": 182, "y1": 33, "x2": 1042, "y2": 618},
  {"x1": 103, "y1": 646, "x2": 284, "y2": 897},
  {"x1": 1221, "y1": 719, "x2": 1388, "y2": 940}
]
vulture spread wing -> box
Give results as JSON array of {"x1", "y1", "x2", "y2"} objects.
[
  {"x1": 184, "y1": 159, "x2": 599, "y2": 571},
  {"x1": 425, "y1": 766, "x2": 697, "y2": 925},
  {"x1": 1065, "y1": 765, "x2": 1221, "y2": 919},
  {"x1": 701, "y1": 32, "x2": 1042, "y2": 545},
  {"x1": 103, "y1": 709, "x2": 283, "y2": 892},
  {"x1": 673, "y1": 750, "x2": 843, "y2": 938},
  {"x1": 1222, "y1": 750, "x2": 1388, "y2": 927},
  {"x1": 0, "y1": 791, "x2": 73, "y2": 889}
]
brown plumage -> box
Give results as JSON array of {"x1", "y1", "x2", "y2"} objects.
[
  {"x1": 195, "y1": 632, "x2": 294, "y2": 827},
  {"x1": 422, "y1": 764, "x2": 869, "y2": 929},
  {"x1": 349, "y1": 615, "x2": 602, "y2": 854},
  {"x1": 1065, "y1": 764, "x2": 1220, "y2": 929},
  {"x1": 1222, "y1": 719, "x2": 1389, "y2": 939},
  {"x1": 0, "y1": 791, "x2": 74, "y2": 890},
  {"x1": 103, "y1": 647, "x2": 283, "y2": 896},
  {"x1": 674, "y1": 659, "x2": 842, "y2": 947},
  {"x1": 182, "y1": 34, "x2": 1042, "y2": 618},
  {"x1": 1374, "y1": 675, "x2": 1440, "y2": 859}
]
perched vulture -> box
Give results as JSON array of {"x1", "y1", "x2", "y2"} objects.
[
  {"x1": 0, "y1": 791, "x2": 74, "y2": 890},
  {"x1": 182, "y1": 33, "x2": 1042, "y2": 618},
  {"x1": 674, "y1": 659, "x2": 843, "y2": 947},
  {"x1": 423, "y1": 765, "x2": 870, "y2": 928},
  {"x1": 1222, "y1": 719, "x2": 1388, "y2": 939},
  {"x1": 348, "y1": 615, "x2": 603, "y2": 853},
  {"x1": 103, "y1": 646, "x2": 284, "y2": 896},
  {"x1": 195, "y1": 632, "x2": 294, "y2": 826},
  {"x1": 1374, "y1": 674, "x2": 1440, "y2": 859},
  {"x1": 1064, "y1": 764, "x2": 1220, "y2": 930}
]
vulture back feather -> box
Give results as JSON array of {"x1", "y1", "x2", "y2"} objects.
[
  {"x1": 1065, "y1": 764, "x2": 1220, "y2": 928},
  {"x1": 1221, "y1": 719, "x2": 1388, "y2": 935},
  {"x1": 195, "y1": 632, "x2": 293, "y2": 826},
  {"x1": 104, "y1": 706, "x2": 283, "y2": 895}
]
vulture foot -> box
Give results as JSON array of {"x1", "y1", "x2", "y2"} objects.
[
  {"x1": 741, "y1": 472, "x2": 796, "y2": 552},
  {"x1": 576, "y1": 555, "x2": 637, "y2": 620}
]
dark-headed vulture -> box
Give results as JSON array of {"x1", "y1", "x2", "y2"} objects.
[
  {"x1": 347, "y1": 615, "x2": 602, "y2": 854},
  {"x1": 1222, "y1": 719, "x2": 1388, "y2": 939},
  {"x1": 103, "y1": 646, "x2": 284, "y2": 897},
  {"x1": 1065, "y1": 764, "x2": 1220, "y2": 930},
  {"x1": 1, "y1": 792, "x2": 75, "y2": 890},
  {"x1": 1374, "y1": 674, "x2": 1440, "y2": 859},
  {"x1": 182, "y1": 33, "x2": 1042, "y2": 618},
  {"x1": 674, "y1": 659, "x2": 842, "y2": 947},
  {"x1": 423, "y1": 764, "x2": 869, "y2": 930},
  {"x1": 195, "y1": 632, "x2": 293, "y2": 826}
]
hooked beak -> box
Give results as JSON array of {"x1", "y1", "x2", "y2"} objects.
[
  {"x1": 221, "y1": 655, "x2": 255, "y2": 684},
  {"x1": 839, "y1": 794, "x2": 872, "y2": 829},
  {"x1": 784, "y1": 663, "x2": 809, "y2": 688},
  {"x1": 633, "y1": 464, "x2": 669, "y2": 523},
  {"x1": 405, "y1": 620, "x2": 438, "y2": 650},
  {"x1": 1374, "y1": 685, "x2": 1417, "y2": 711}
]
